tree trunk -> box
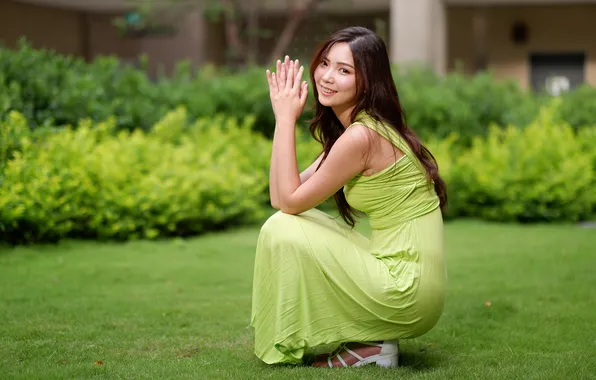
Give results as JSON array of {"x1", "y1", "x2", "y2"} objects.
[
  {"x1": 246, "y1": 0, "x2": 259, "y2": 65},
  {"x1": 220, "y1": 0, "x2": 246, "y2": 67},
  {"x1": 268, "y1": 0, "x2": 322, "y2": 63}
]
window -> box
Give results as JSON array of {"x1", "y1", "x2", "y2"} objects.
[{"x1": 530, "y1": 52, "x2": 585, "y2": 95}]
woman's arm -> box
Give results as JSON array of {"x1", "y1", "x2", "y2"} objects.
[
  {"x1": 268, "y1": 56, "x2": 366, "y2": 214},
  {"x1": 269, "y1": 123, "x2": 280, "y2": 209},
  {"x1": 269, "y1": 58, "x2": 314, "y2": 209},
  {"x1": 275, "y1": 123, "x2": 368, "y2": 214},
  {"x1": 270, "y1": 150, "x2": 323, "y2": 210},
  {"x1": 300, "y1": 152, "x2": 324, "y2": 184}
]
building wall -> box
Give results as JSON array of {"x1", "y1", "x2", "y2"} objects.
[
  {"x1": 0, "y1": 1, "x2": 223, "y2": 76},
  {"x1": 448, "y1": 3, "x2": 596, "y2": 88},
  {"x1": 86, "y1": 13, "x2": 225, "y2": 75},
  {"x1": 4, "y1": 0, "x2": 596, "y2": 89},
  {"x1": 255, "y1": 11, "x2": 390, "y2": 66},
  {"x1": 0, "y1": 1, "x2": 83, "y2": 55}
]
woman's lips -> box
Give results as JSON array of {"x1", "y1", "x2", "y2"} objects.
[{"x1": 319, "y1": 85, "x2": 337, "y2": 96}]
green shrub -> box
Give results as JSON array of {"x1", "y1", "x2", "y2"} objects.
[
  {"x1": 424, "y1": 134, "x2": 461, "y2": 218},
  {"x1": 0, "y1": 41, "x2": 543, "y2": 143},
  {"x1": 0, "y1": 110, "x2": 269, "y2": 244},
  {"x1": 5, "y1": 41, "x2": 596, "y2": 146},
  {"x1": 1, "y1": 111, "x2": 30, "y2": 177},
  {"x1": 396, "y1": 68, "x2": 539, "y2": 145},
  {"x1": 559, "y1": 85, "x2": 596, "y2": 132},
  {"x1": 452, "y1": 101, "x2": 596, "y2": 222},
  {"x1": 0, "y1": 41, "x2": 170, "y2": 131},
  {"x1": 577, "y1": 126, "x2": 596, "y2": 218}
]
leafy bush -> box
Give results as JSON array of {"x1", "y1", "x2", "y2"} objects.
[
  {"x1": 0, "y1": 111, "x2": 30, "y2": 176},
  {"x1": 0, "y1": 109, "x2": 270, "y2": 244},
  {"x1": 0, "y1": 40, "x2": 560, "y2": 144},
  {"x1": 0, "y1": 41, "x2": 168, "y2": 132},
  {"x1": 423, "y1": 134, "x2": 461, "y2": 218},
  {"x1": 4, "y1": 41, "x2": 596, "y2": 146},
  {"x1": 577, "y1": 126, "x2": 596, "y2": 218},
  {"x1": 0, "y1": 41, "x2": 306, "y2": 137},
  {"x1": 452, "y1": 101, "x2": 596, "y2": 223},
  {"x1": 558, "y1": 85, "x2": 596, "y2": 132},
  {"x1": 396, "y1": 68, "x2": 540, "y2": 145}
]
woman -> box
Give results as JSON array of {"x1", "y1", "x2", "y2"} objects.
[{"x1": 250, "y1": 26, "x2": 448, "y2": 368}]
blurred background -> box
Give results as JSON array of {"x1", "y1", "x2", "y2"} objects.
[
  {"x1": 1, "y1": 0, "x2": 595, "y2": 243},
  {"x1": 2, "y1": 0, "x2": 596, "y2": 92}
]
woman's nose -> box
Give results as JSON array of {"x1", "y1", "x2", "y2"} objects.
[{"x1": 322, "y1": 70, "x2": 334, "y2": 83}]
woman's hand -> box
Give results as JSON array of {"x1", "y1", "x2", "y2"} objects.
[{"x1": 266, "y1": 56, "x2": 308, "y2": 125}]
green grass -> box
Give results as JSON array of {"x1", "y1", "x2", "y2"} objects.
[{"x1": 1, "y1": 218, "x2": 595, "y2": 379}]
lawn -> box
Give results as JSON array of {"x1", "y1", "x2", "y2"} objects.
[{"x1": 1, "y1": 217, "x2": 595, "y2": 379}]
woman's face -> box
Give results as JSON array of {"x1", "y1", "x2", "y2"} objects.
[{"x1": 313, "y1": 42, "x2": 358, "y2": 110}]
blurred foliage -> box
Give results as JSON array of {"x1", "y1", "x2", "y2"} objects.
[
  {"x1": 0, "y1": 110, "x2": 262, "y2": 243},
  {"x1": 395, "y1": 67, "x2": 542, "y2": 146},
  {"x1": 2, "y1": 102, "x2": 595, "y2": 244},
  {"x1": 0, "y1": 107, "x2": 321, "y2": 244},
  {"x1": 448, "y1": 100, "x2": 596, "y2": 222},
  {"x1": 2, "y1": 40, "x2": 594, "y2": 144},
  {"x1": 2, "y1": 44, "x2": 596, "y2": 244}
]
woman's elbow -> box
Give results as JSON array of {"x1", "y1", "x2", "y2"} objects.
[{"x1": 279, "y1": 205, "x2": 303, "y2": 215}]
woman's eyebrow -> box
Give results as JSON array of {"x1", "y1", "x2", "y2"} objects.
[
  {"x1": 337, "y1": 61, "x2": 354, "y2": 69},
  {"x1": 322, "y1": 57, "x2": 354, "y2": 69}
]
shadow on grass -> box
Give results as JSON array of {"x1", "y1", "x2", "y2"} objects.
[
  {"x1": 262, "y1": 342, "x2": 446, "y2": 374},
  {"x1": 398, "y1": 346, "x2": 446, "y2": 372}
]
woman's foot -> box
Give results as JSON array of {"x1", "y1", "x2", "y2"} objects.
[{"x1": 312, "y1": 341, "x2": 399, "y2": 368}]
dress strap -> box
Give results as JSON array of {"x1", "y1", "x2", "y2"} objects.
[{"x1": 350, "y1": 113, "x2": 426, "y2": 175}]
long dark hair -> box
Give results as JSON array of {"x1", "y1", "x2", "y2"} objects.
[{"x1": 308, "y1": 26, "x2": 447, "y2": 227}]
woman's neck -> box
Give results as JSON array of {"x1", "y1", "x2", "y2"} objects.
[{"x1": 333, "y1": 104, "x2": 356, "y2": 129}]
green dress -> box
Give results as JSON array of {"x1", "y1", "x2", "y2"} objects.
[{"x1": 250, "y1": 113, "x2": 447, "y2": 365}]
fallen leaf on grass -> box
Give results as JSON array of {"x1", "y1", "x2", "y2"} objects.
[{"x1": 95, "y1": 360, "x2": 104, "y2": 365}]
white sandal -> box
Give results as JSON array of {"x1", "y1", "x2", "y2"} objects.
[{"x1": 326, "y1": 340, "x2": 399, "y2": 368}]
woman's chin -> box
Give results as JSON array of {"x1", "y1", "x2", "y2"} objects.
[{"x1": 318, "y1": 96, "x2": 335, "y2": 107}]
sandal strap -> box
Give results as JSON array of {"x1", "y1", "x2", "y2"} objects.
[
  {"x1": 336, "y1": 353, "x2": 348, "y2": 367},
  {"x1": 362, "y1": 341, "x2": 384, "y2": 347},
  {"x1": 344, "y1": 347, "x2": 364, "y2": 361},
  {"x1": 327, "y1": 353, "x2": 348, "y2": 368}
]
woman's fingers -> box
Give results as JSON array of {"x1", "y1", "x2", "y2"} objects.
[
  {"x1": 300, "y1": 81, "x2": 308, "y2": 105},
  {"x1": 279, "y1": 56, "x2": 288, "y2": 90},
  {"x1": 266, "y1": 69, "x2": 272, "y2": 88},
  {"x1": 272, "y1": 62, "x2": 280, "y2": 93},
  {"x1": 273, "y1": 56, "x2": 306, "y2": 97},
  {"x1": 294, "y1": 63, "x2": 303, "y2": 91},
  {"x1": 287, "y1": 59, "x2": 294, "y2": 90},
  {"x1": 278, "y1": 59, "x2": 285, "y2": 88}
]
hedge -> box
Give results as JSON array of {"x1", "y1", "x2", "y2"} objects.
[
  {"x1": 3, "y1": 40, "x2": 596, "y2": 145},
  {"x1": 436, "y1": 100, "x2": 596, "y2": 222},
  {"x1": 2, "y1": 100, "x2": 595, "y2": 244}
]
